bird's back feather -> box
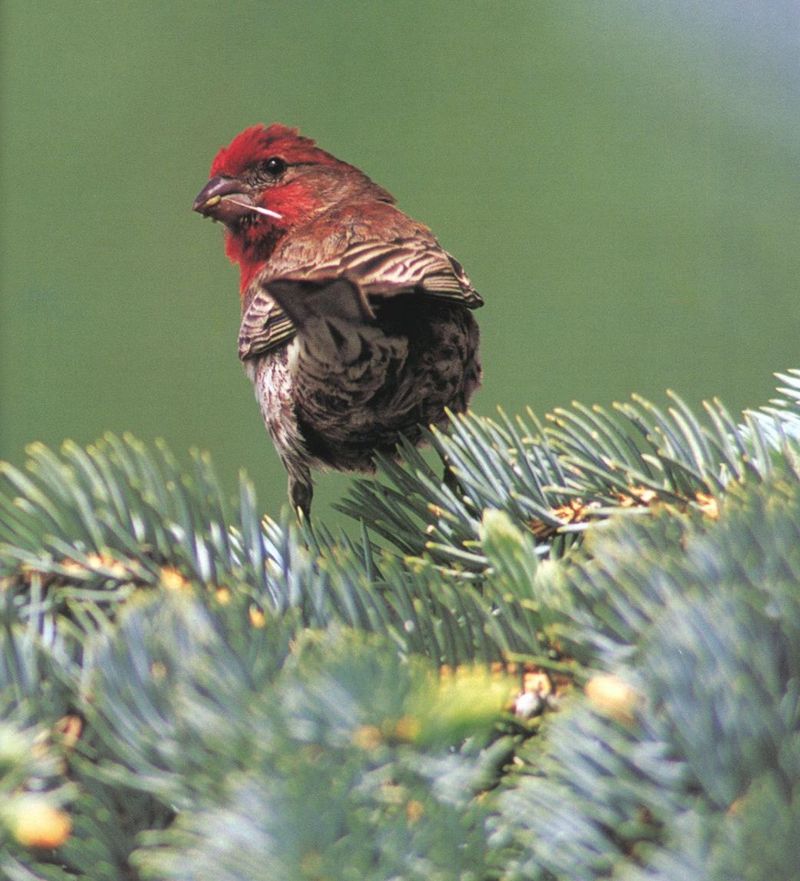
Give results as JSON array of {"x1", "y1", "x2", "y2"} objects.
[{"x1": 238, "y1": 201, "x2": 482, "y2": 360}]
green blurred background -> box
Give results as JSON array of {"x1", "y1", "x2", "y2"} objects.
[{"x1": 2, "y1": 2, "x2": 798, "y2": 522}]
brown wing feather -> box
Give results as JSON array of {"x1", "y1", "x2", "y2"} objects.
[
  {"x1": 238, "y1": 203, "x2": 483, "y2": 360},
  {"x1": 238, "y1": 288, "x2": 295, "y2": 360}
]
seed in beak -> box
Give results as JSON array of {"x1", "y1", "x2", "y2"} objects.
[{"x1": 204, "y1": 194, "x2": 222, "y2": 208}]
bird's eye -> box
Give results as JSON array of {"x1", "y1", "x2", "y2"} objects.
[{"x1": 259, "y1": 157, "x2": 287, "y2": 177}]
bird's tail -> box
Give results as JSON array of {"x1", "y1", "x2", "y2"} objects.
[
  {"x1": 266, "y1": 278, "x2": 381, "y2": 364},
  {"x1": 265, "y1": 277, "x2": 407, "y2": 387},
  {"x1": 266, "y1": 278, "x2": 374, "y2": 326}
]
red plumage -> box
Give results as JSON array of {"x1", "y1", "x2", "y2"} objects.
[{"x1": 211, "y1": 124, "x2": 350, "y2": 179}]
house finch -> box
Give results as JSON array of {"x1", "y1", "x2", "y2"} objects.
[{"x1": 193, "y1": 124, "x2": 483, "y2": 516}]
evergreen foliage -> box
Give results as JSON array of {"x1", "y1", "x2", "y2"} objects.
[{"x1": 2, "y1": 371, "x2": 799, "y2": 879}]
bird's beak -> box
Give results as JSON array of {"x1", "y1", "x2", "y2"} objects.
[{"x1": 192, "y1": 176, "x2": 282, "y2": 225}]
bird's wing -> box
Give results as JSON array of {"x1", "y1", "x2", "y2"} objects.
[
  {"x1": 293, "y1": 238, "x2": 484, "y2": 309},
  {"x1": 238, "y1": 286, "x2": 296, "y2": 360},
  {"x1": 239, "y1": 223, "x2": 482, "y2": 360}
]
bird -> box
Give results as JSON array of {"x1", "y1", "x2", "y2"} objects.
[{"x1": 193, "y1": 124, "x2": 483, "y2": 516}]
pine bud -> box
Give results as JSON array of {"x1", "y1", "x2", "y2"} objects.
[
  {"x1": 585, "y1": 673, "x2": 639, "y2": 724},
  {"x1": 8, "y1": 796, "x2": 71, "y2": 849}
]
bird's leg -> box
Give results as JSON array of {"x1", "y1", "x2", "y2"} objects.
[{"x1": 288, "y1": 471, "x2": 314, "y2": 520}]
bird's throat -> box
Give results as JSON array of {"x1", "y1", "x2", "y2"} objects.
[
  {"x1": 237, "y1": 260, "x2": 269, "y2": 304},
  {"x1": 224, "y1": 230, "x2": 282, "y2": 303}
]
